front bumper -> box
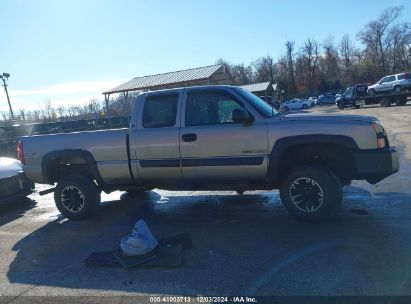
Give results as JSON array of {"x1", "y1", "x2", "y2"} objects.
[
  {"x1": 353, "y1": 147, "x2": 399, "y2": 184},
  {"x1": 0, "y1": 172, "x2": 35, "y2": 204}
]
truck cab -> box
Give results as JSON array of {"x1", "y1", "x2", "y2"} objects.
[{"x1": 336, "y1": 85, "x2": 368, "y2": 110}]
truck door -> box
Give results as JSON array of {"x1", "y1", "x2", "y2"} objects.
[
  {"x1": 131, "y1": 92, "x2": 182, "y2": 181},
  {"x1": 179, "y1": 88, "x2": 268, "y2": 182}
]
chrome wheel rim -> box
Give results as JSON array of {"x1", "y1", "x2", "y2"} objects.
[
  {"x1": 61, "y1": 186, "x2": 85, "y2": 213},
  {"x1": 289, "y1": 177, "x2": 324, "y2": 213}
]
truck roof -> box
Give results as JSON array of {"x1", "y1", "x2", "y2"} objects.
[{"x1": 138, "y1": 85, "x2": 240, "y2": 97}]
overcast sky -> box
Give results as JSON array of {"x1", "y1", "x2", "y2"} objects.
[{"x1": 0, "y1": 0, "x2": 410, "y2": 112}]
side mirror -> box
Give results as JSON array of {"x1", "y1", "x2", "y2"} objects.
[{"x1": 232, "y1": 108, "x2": 254, "y2": 125}]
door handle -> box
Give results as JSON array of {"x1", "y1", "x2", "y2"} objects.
[{"x1": 182, "y1": 133, "x2": 197, "y2": 142}]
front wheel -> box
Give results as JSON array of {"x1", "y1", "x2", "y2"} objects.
[
  {"x1": 54, "y1": 175, "x2": 101, "y2": 220},
  {"x1": 368, "y1": 89, "x2": 376, "y2": 96},
  {"x1": 393, "y1": 86, "x2": 401, "y2": 94},
  {"x1": 279, "y1": 166, "x2": 342, "y2": 222},
  {"x1": 380, "y1": 98, "x2": 391, "y2": 107},
  {"x1": 337, "y1": 103, "x2": 344, "y2": 110}
]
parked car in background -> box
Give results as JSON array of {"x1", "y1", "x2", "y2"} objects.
[
  {"x1": 0, "y1": 157, "x2": 34, "y2": 204},
  {"x1": 308, "y1": 97, "x2": 317, "y2": 106},
  {"x1": 299, "y1": 99, "x2": 313, "y2": 108},
  {"x1": 280, "y1": 99, "x2": 305, "y2": 111},
  {"x1": 317, "y1": 93, "x2": 336, "y2": 105},
  {"x1": 368, "y1": 72, "x2": 411, "y2": 95}
]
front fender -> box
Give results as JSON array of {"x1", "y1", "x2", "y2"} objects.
[{"x1": 268, "y1": 135, "x2": 358, "y2": 184}]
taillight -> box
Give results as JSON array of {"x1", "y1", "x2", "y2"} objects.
[
  {"x1": 404, "y1": 73, "x2": 409, "y2": 79},
  {"x1": 371, "y1": 122, "x2": 386, "y2": 149},
  {"x1": 17, "y1": 140, "x2": 25, "y2": 164}
]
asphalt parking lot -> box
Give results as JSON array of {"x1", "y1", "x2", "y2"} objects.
[{"x1": 1, "y1": 103, "x2": 411, "y2": 299}]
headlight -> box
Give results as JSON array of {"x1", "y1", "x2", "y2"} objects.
[{"x1": 371, "y1": 122, "x2": 386, "y2": 149}]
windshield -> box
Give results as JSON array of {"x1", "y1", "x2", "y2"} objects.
[{"x1": 234, "y1": 87, "x2": 278, "y2": 118}]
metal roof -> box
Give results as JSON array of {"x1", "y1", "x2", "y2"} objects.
[
  {"x1": 103, "y1": 64, "x2": 231, "y2": 94},
  {"x1": 239, "y1": 82, "x2": 276, "y2": 93}
]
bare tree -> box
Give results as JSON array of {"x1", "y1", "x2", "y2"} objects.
[
  {"x1": 0, "y1": 111, "x2": 10, "y2": 121},
  {"x1": 300, "y1": 38, "x2": 319, "y2": 95},
  {"x1": 285, "y1": 41, "x2": 297, "y2": 95},
  {"x1": 340, "y1": 35, "x2": 354, "y2": 68},
  {"x1": 40, "y1": 99, "x2": 56, "y2": 122},
  {"x1": 358, "y1": 6, "x2": 403, "y2": 74},
  {"x1": 230, "y1": 64, "x2": 254, "y2": 85},
  {"x1": 253, "y1": 55, "x2": 276, "y2": 83},
  {"x1": 17, "y1": 109, "x2": 26, "y2": 121},
  {"x1": 56, "y1": 106, "x2": 66, "y2": 119}
]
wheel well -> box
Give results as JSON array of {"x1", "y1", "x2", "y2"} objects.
[
  {"x1": 276, "y1": 143, "x2": 356, "y2": 184},
  {"x1": 47, "y1": 156, "x2": 94, "y2": 184}
]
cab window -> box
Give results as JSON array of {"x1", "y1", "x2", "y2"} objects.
[
  {"x1": 185, "y1": 91, "x2": 244, "y2": 126},
  {"x1": 344, "y1": 87, "x2": 354, "y2": 99}
]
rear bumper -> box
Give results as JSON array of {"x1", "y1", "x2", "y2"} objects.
[{"x1": 353, "y1": 147, "x2": 399, "y2": 184}]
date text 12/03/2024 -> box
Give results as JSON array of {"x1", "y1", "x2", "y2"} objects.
[{"x1": 149, "y1": 296, "x2": 258, "y2": 303}]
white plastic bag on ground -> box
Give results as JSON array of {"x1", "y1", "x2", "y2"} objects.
[{"x1": 120, "y1": 220, "x2": 158, "y2": 256}]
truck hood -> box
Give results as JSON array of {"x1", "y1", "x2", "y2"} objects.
[{"x1": 279, "y1": 113, "x2": 378, "y2": 123}]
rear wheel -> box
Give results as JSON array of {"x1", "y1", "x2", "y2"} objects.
[
  {"x1": 54, "y1": 175, "x2": 101, "y2": 220},
  {"x1": 400, "y1": 96, "x2": 408, "y2": 106},
  {"x1": 380, "y1": 98, "x2": 391, "y2": 107},
  {"x1": 337, "y1": 103, "x2": 344, "y2": 110},
  {"x1": 279, "y1": 166, "x2": 342, "y2": 222}
]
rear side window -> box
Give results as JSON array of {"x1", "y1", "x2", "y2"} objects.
[
  {"x1": 142, "y1": 94, "x2": 178, "y2": 128},
  {"x1": 398, "y1": 73, "x2": 411, "y2": 80}
]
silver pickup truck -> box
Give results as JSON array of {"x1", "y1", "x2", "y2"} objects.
[{"x1": 19, "y1": 85, "x2": 399, "y2": 221}]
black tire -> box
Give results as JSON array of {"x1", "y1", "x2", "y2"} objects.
[
  {"x1": 368, "y1": 89, "x2": 376, "y2": 96},
  {"x1": 279, "y1": 166, "x2": 342, "y2": 222},
  {"x1": 396, "y1": 96, "x2": 407, "y2": 106},
  {"x1": 337, "y1": 103, "x2": 344, "y2": 110},
  {"x1": 54, "y1": 175, "x2": 101, "y2": 220},
  {"x1": 380, "y1": 98, "x2": 391, "y2": 107},
  {"x1": 355, "y1": 105, "x2": 361, "y2": 109},
  {"x1": 400, "y1": 96, "x2": 408, "y2": 106}
]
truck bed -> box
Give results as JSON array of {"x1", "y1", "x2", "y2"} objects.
[{"x1": 22, "y1": 128, "x2": 132, "y2": 185}]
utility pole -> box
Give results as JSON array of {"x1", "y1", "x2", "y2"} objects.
[{"x1": 0, "y1": 73, "x2": 14, "y2": 120}]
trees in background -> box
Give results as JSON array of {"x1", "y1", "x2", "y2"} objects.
[
  {"x1": 1, "y1": 6, "x2": 410, "y2": 122},
  {"x1": 221, "y1": 6, "x2": 410, "y2": 98},
  {"x1": 0, "y1": 94, "x2": 129, "y2": 123}
]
